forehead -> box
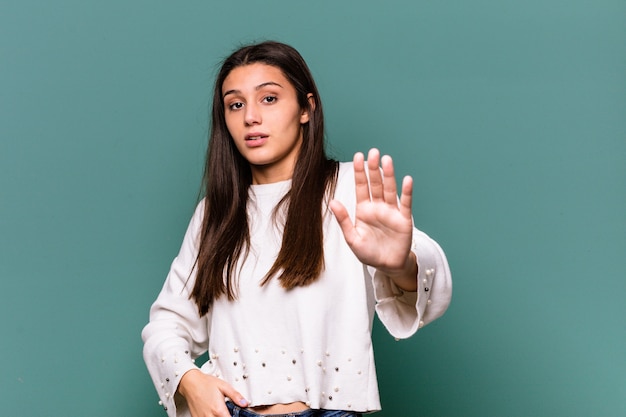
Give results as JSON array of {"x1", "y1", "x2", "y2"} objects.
[{"x1": 222, "y1": 63, "x2": 292, "y2": 93}]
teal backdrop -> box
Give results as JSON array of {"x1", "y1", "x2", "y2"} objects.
[{"x1": 1, "y1": 1, "x2": 624, "y2": 416}]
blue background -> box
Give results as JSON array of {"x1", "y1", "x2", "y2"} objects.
[{"x1": 1, "y1": 1, "x2": 624, "y2": 415}]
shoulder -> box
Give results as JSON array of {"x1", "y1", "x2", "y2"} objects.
[
  {"x1": 192, "y1": 198, "x2": 206, "y2": 223},
  {"x1": 335, "y1": 162, "x2": 355, "y2": 192},
  {"x1": 184, "y1": 198, "x2": 206, "y2": 240},
  {"x1": 337, "y1": 161, "x2": 354, "y2": 183},
  {"x1": 330, "y1": 162, "x2": 356, "y2": 211}
]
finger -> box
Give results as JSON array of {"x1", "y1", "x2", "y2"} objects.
[
  {"x1": 367, "y1": 148, "x2": 384, "y2": 202},
  {"x1": 329, "y1": 200, "x2": 357, "y2": 245},
  {"x1": 380, "y1": 155, "x2": 399, "y2": 208},
  {"x1": 399, "y1": 175, "x2": 414, "y2": 219},
  {"x1": 219, "y1": 381, "x2": 249, "y2": 408},
  {"x1": 207, "y1": 401, "x2": 231, "y2": 417},
  {"x1": 353, "y1": 152, "x2": 370, "y2": 204}
]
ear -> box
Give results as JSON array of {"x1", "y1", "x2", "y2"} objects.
[{"x1": 300, "y1": 93, "x2": 315, "y2": 124}]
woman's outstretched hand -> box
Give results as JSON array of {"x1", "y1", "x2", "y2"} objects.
[{"x1": 330, "y1": 148, "x2": 417, "y2": 291}]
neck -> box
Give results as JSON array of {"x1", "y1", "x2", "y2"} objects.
[{"x1": 250, "y1": 164, "x2": 295, "y2": 184}]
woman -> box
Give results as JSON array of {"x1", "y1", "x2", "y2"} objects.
[{"x1": 142, "y1": 41, "x2": 452, "y2": 417}]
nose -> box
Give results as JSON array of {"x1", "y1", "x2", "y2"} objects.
[{"x1": 244, "y1": 102, "x2": 261, "y2": 126}]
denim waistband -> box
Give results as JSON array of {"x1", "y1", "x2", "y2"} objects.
[{"x1": 225, "y1": 401, "x2": 362, "y2": 417}]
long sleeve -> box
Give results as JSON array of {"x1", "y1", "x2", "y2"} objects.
[
  {"x1": 141, "y1": 201, "x2": 209, "y2": 416},
  {"x1": 370, "y1": 227, "x2": 452, "y2": 339}
]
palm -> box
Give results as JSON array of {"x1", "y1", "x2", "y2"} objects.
[{"x1": 330, "y1": 149, "x2": 414, "y2": 274}]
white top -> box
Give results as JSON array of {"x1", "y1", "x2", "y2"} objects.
[{"x1": 142, "y1": 162, "x2": 452, "y2": 416}]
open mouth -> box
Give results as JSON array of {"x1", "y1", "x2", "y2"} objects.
[{"x1": 244, "y1": 134, "x2": 269, "y2": 147}]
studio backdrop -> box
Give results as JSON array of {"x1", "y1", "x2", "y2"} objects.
[{"x1": 1, "y1": 1, "x2": 624, "y2": 416}]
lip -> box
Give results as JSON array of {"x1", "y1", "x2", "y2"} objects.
[
  {"x1": 244, "y1": 132, "x2": 269, "y2": 148},
  {"x1": 245, "y1": 132, "x2": 269, "y2": 141}
]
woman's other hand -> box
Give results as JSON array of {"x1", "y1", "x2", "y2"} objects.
[{"x1": 178, "y1": 369, "x2": 248, "y2": 417}]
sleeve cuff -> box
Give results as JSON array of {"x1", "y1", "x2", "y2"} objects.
[
  {"x1": 370, "y1": 229, "x2": 452, "y2": 339},
  {"x1": 143, "y1": 338, "x2": 199, "y2": 417}
]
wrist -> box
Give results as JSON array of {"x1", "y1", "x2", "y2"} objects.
[
  {"x1": 381, "y1": 252, "x2": 418, "y2": 292},
  {"x1": 178, "y1": 369, "x2": 202, "y2": 398}
]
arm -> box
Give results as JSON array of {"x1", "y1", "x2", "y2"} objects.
[
  {"x1": 371, "y1": 227, "x2": 452, "y2": 339},
  {"x1": 330, "y1": 149, "x2": 452, "y2": 338},
  {"x1": 141, "y1": 201, "x2": 247, "y2": 417}
]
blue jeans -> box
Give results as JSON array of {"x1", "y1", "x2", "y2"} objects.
[{"x1": 226, "y1": 401, "x2": 363, "y2": 417}]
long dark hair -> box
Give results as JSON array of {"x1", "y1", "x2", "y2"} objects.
[{"x1": 191, "y1": 41, "x2": 339, "y2": 316}]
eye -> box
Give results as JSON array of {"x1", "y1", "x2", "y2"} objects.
[
  {"x1": 262, "y1": 95, "x2": 277, "y2": 104},
  {"x1": 228, "y1": 102, "x2": 244, "y2": 111}
]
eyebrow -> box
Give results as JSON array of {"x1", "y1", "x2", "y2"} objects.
[{"x1": 223, "y1": 81, "x2": 284, "y2": 98}]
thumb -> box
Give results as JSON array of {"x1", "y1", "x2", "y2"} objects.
[{"x1": 329, "y1": 200, "x2": 357, "y2": 245}]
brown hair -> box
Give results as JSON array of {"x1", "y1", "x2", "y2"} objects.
[{"x1": 191, "y1": 41, "x2": 339, "y2": 316}]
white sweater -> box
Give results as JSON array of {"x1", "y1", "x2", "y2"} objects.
[{"x1": 142, "y1": 162, "x2": 452, "y2": 416}]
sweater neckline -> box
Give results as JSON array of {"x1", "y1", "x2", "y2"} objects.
[{"x1": 249, "y1": 179, "x2": 292, "y2": 197}]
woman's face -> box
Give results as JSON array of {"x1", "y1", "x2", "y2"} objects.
[{"x1": 222, "y1": 63, "x2": 309, "y2": 184}]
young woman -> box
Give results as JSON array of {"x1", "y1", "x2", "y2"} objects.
[{"x1": 142, "y1": 41, "x2": 452, "y2": 417}]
